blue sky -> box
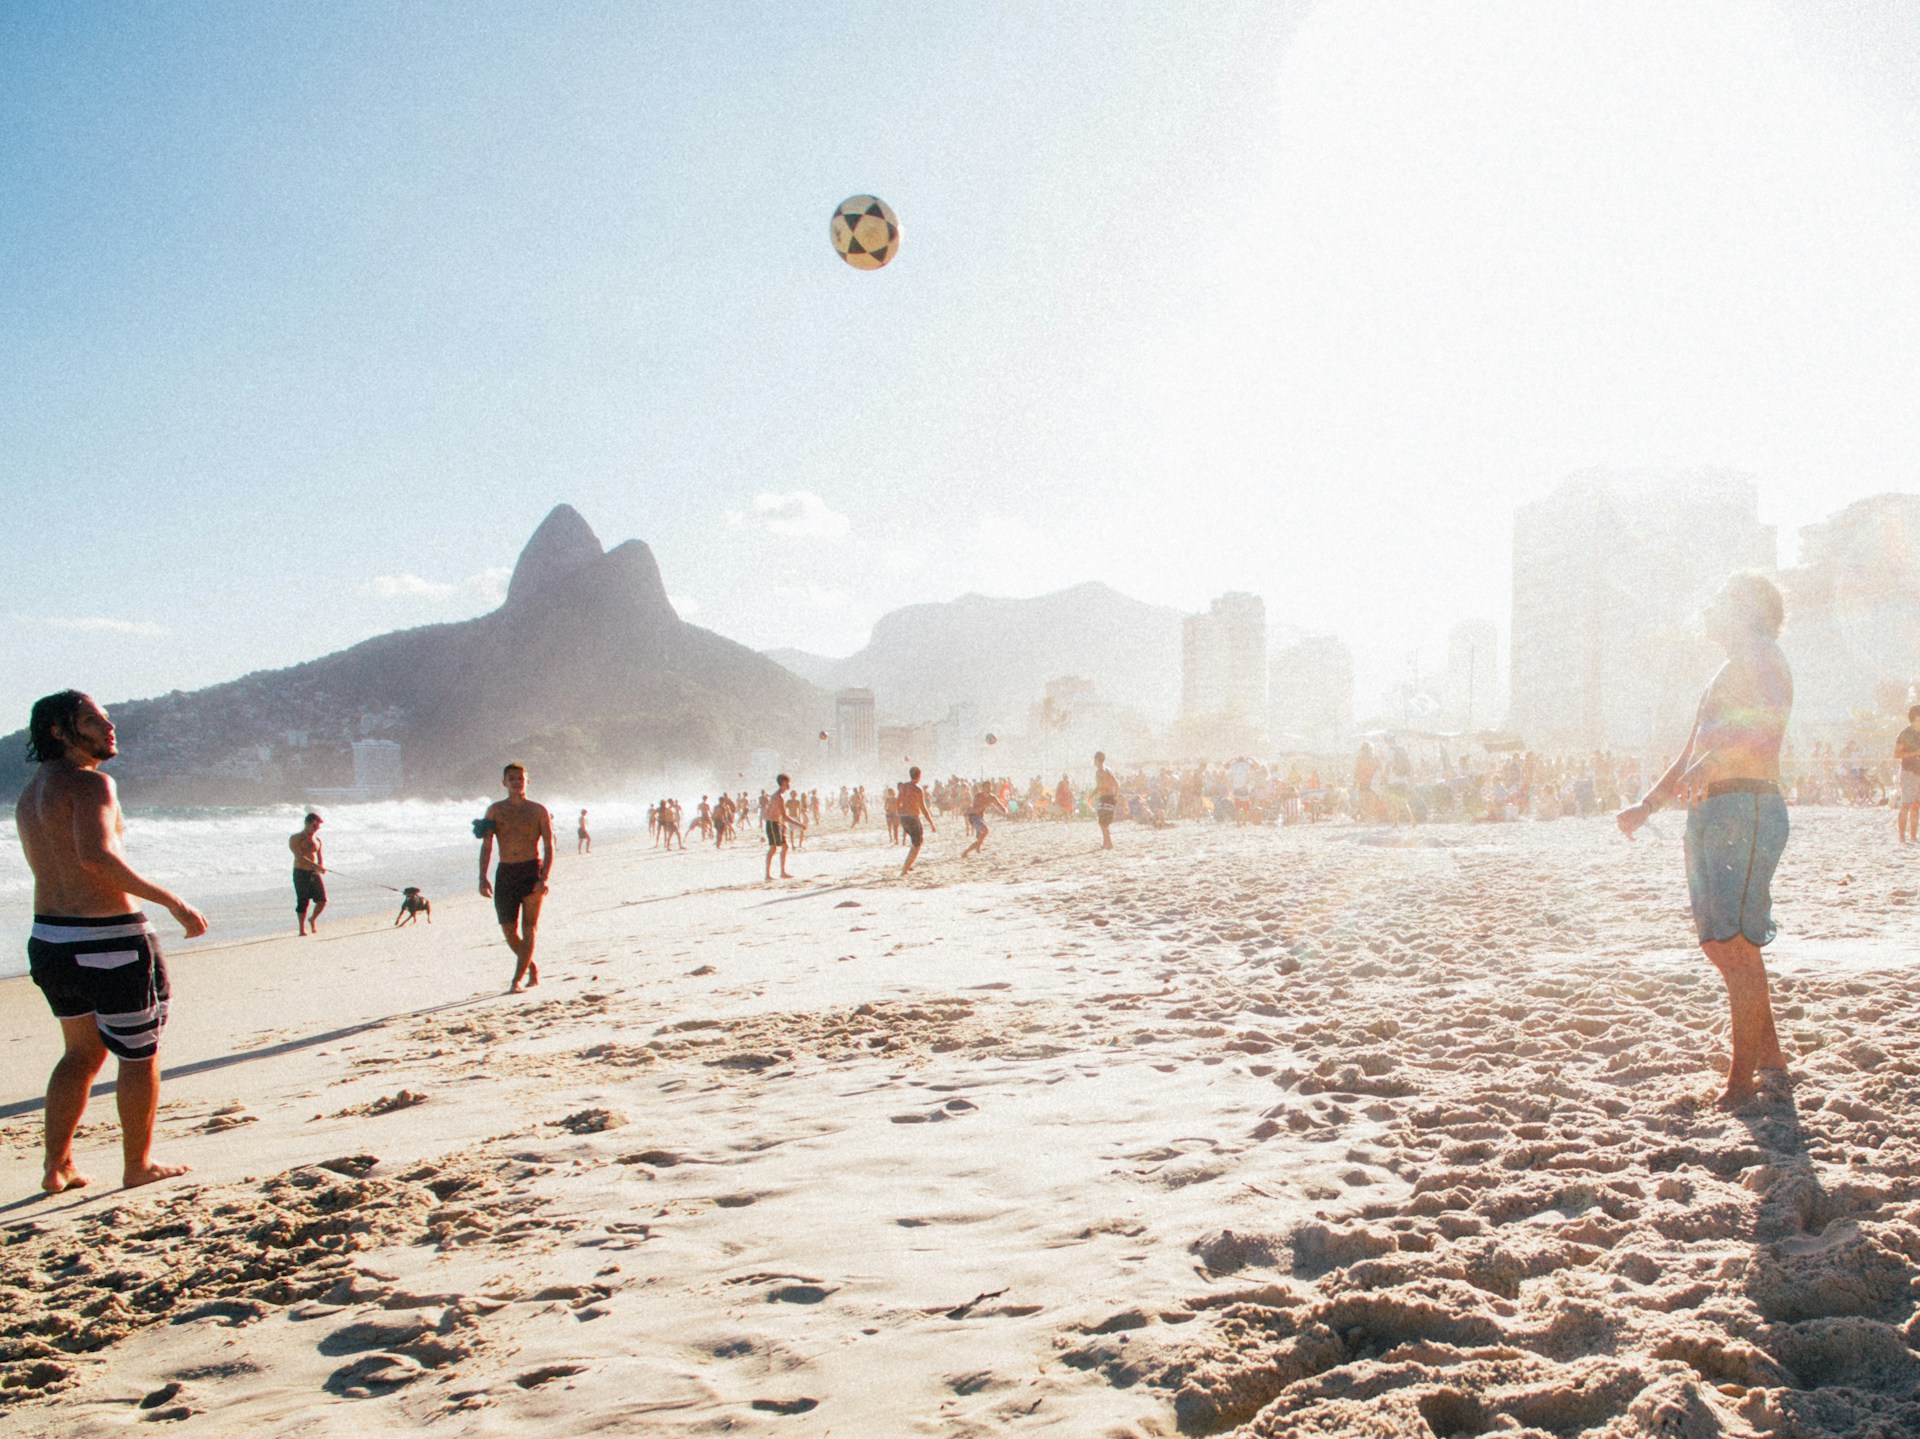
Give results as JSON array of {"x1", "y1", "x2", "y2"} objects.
[{"x1": 5, "y1": 1, "x2": 1919, "y2": 727}]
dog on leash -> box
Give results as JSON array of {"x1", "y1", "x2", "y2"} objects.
[{"x1": 394, "y1": 887, "x2": 432, "y2": 926}]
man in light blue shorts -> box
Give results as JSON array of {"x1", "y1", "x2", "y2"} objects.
[{"x1": 1618, "y1": 573, "x2": 1792, "y2": 1108}]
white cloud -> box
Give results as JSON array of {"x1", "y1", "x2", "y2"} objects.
[
  {"x1": 751, "y1": 490, "x2": 850, "y2": 540},
  {"x1": 772, "y1": 584, "x2": 852, "y2": 611},
  {"x1": 362, "y1": 567, "x2": 511, "y2": 604},
  {"x1": 668, "y1": 593, "x2": 700, "y2": 617},
  {"x1": 23, "y1": 615, "x2": 170, "y2": 637}
]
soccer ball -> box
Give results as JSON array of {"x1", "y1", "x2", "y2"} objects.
[{"x1": 831, "y1": 195, "x2": 900, "y2": 270}]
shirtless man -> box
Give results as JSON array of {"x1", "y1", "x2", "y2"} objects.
[
  {"x1": 1618, "y1": 573, "x2": 1793, "y2": 1108},
  {"x1": 1093, "y1": 751, "x2": 1120, "y2": 850},
  {"x1": 883, "y1": 781, "x2": 901, "y2": 844},
  {"x1": 15, "y1": 691, "x2": 208, "y2": 1193},
  {"x1": 290, "y1": 812, "x2": 326, "y2": 935},
  {"x1": 898, "y1": 766, "x2": 936, "y2": 875},
  {"x1": 1894, "y1": 705, "x2": 1920, "y2": 843},
  {"x1": 765, "y1": 774, "x2": 798, "y2": 881},
  {"x1": 577, "y1": 809, "x2": 591, "y2": 855},
  {"x1": 477, "y1": 762, "x2": 555, "y2": 993},
  {"x1": 960, "y1": 780, "x2": 1009, "y2": 858}
]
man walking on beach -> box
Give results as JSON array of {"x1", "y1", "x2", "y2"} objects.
[
  {"x1": 16, "y1": 691, "x2": 208, "y2": 1193},
  {"x1": 290, "y1": 812, "x2": 326, "y2": 935},
  {"x1": 765, "y1": 774, "x2": 798, "y2": 880},
  {"x1": 1093, "y1": 751, "x2": 1120, "y2": 850},
  {"x1": 1617, "y1": 573, "x2": 1793, "y2": 1108},
  {"x1": 577, "y1": 809, "x2": 591, "y2": 854},
  {"x1": 477, "y1": 762, "x2": 554, "y2": 993},
  {"x1": 1895, "y1": 705, "x2": 1920, "y2": 843},
  {"x1": 898, "y1": 766, "x2": 936, "y2": 875}
]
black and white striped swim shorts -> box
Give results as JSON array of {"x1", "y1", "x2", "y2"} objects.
[{"x1": 27, "y1": 913, "x2": 171, "y2": 1060}]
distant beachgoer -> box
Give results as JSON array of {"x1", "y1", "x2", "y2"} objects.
[
  {"x1": 1617, "y1": 573, "x2": 1792, "y2": 1108},
  {"x1": 883, "y1": 781, "x2": 901, "y2": 844},
  {"x1": 577, "y1": 809, "x2": 591, "y2": 854},
  {"x1": 898, "y1": 766, "x2": 936, "y2": 874},
  {"x1": 1093, "y1": 751, "x2": 1119, "y2": 850},
  {"x1": 714, "y1": 793, "x2": 734, "y2": 848},
  {"x1": 289, "y1": 812, "x2": 326, "y2": 935},
  {"x1": 960, "y1": 781, "x2": 1009, "y2": 858},
  {"x1": 16, "y1": 690, "x2": 208, "y2": 1193},
  {"x1": 662, "y1": 798, "x2": 684, "y2": 851},
  {"x1": 765, "y1": 774, "x2": 797, "y2": 880},
  {"x1": 1895, "y1": 705, "x2": 1920, "y2": 843},
  {"x1": 477, "y1": 762, "x2": 555, "y2": 993},
  {"x1": 1055, "y1": 774, "x2": 1072, "y2": 821}
]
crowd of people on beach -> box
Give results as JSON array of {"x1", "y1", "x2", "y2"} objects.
[{"x1": 14, "y1": 570, "x2": 1918, "y2": 1205}]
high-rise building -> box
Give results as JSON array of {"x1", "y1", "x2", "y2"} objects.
[
  {"x1": 834, "y1": 688, "x2": 877, "y2": 765},
  {"x1": 1442, "y1": 620, "x2": 1500, "y2": 731},
  {"x1": 1182, "y1": 593, "x2": 1268, "y2": 731},
  {"x1": 1509, "y1": 471, "x2": 1776, "y2": 752},
  {"x1": 351, "y1": 739, "x2": 403, "y2": 797},
  {"x1": 1269, "y1": 636, "x2": 1355, "y2": 751},
  {"x1": 1779, "y1": 494, "x2": 1920, "y2": 731}
]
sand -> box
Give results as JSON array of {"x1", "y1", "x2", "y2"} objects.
[{"x1": 1, "y1": 809, "x2": 1916, "y2": 1436}]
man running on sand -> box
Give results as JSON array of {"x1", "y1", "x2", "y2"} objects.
[
  {"x1": 1618, "y1": 573, "x2": 1793, "y2": 1109},
  {"x1": 290, "y1": 811, "x2": 326, "y2": 935},
  {"x1": 1895, "y1": 705, "x2": 1920, "y2": 843},
  {"x1": 765, "y1": 774, "x2": 798, "y2": 880},
  {"x1": 898, "y1": 766, "x2": 936, "y2": 875},
  {"x1": 477, "y1": 762, "x2": 554, "y2": 993},
  {"x1": 16, "y1": 691, "x2": 208, "y2": 1193},
  {"x1": 960, "y1": 780, "x2": 1009, "y2": 858},
  {"x1": 1093, "y1": 751, "x2": 1120, "y2": 850}
]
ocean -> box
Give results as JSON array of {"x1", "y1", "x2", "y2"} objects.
[{"x1": 0, "y1": 795, "x2": 653, "y2": 980}]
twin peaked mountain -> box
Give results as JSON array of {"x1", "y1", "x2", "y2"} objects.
[{"x1": 2, "y1": 507, "x2": 822, "y2": 801}]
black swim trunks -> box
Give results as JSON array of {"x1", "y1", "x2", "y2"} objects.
[
  {"x1": 28, "y1": 913, "x2": 171, "y2": 1060},
  {"x1": 493, "y1": 860, "x2": 542, "y2": 926},
  {"x1": 901, "y1": 815, "x2": 925, "y2": 846},
  {"x1": 293, "y1": 868, "x2": 326, "y2": 914},
  {"x1": 765, "y1": 819, "x2": 784, "y2": 848}
]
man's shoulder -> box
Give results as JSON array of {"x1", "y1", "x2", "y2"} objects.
[{"x1": 57, "y1": 765, "x2": 113, "y2": 801}]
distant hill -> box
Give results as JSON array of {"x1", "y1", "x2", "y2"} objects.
[
  {"x1": 2, "y1": 506, "x2": 827, "y2": 802},
  {"x1": 768, "y1": 582, "x2": 1185, "y2": 727}
]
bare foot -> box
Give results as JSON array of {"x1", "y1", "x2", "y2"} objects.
[
  {"x1": 526, "y1": 963, "x2": 539, "y2": 987},
  {"x1": 123, "y1": 1160, "x2": 190, "y2": 1189},
  {"x1": 42, "y1": 1161, "x2": 91, "y2": 1194}
]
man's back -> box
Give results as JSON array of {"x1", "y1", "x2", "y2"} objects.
[{"x1": 16, "y1": 765, "x2": 129, "y2": 918}]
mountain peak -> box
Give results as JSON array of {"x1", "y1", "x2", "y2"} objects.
[{"x1": 506, "y1": 504, "x2": 604, "y2": 610}]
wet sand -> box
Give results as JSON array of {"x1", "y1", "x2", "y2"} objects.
[{"x1": 1, "y1": 809, "x2": 1915, "y2": 1436}]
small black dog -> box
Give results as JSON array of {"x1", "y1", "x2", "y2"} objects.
[{"x1": 394, "y1": 887, "x2": 432, "y2": 926}]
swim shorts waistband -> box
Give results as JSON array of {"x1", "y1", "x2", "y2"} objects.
[
  {"x1": 1704, "y1": 778, "x2": 1780, "y2": 800},
  {"x1": 30, "y1": 913, "x2": 152, "y2": 943}
]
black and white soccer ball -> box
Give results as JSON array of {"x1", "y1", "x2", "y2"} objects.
[{"x1": 830, "y1": 194, "x2": 900, "y2": 270}]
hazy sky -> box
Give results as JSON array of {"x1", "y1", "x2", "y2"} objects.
[{"x1": 4, "y1": 1, "x2": 1918, "y2": 728}]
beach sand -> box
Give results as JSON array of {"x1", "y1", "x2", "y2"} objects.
[{"x1": 1, "y1": 810, "x2": 1916, "y2": 1436}]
